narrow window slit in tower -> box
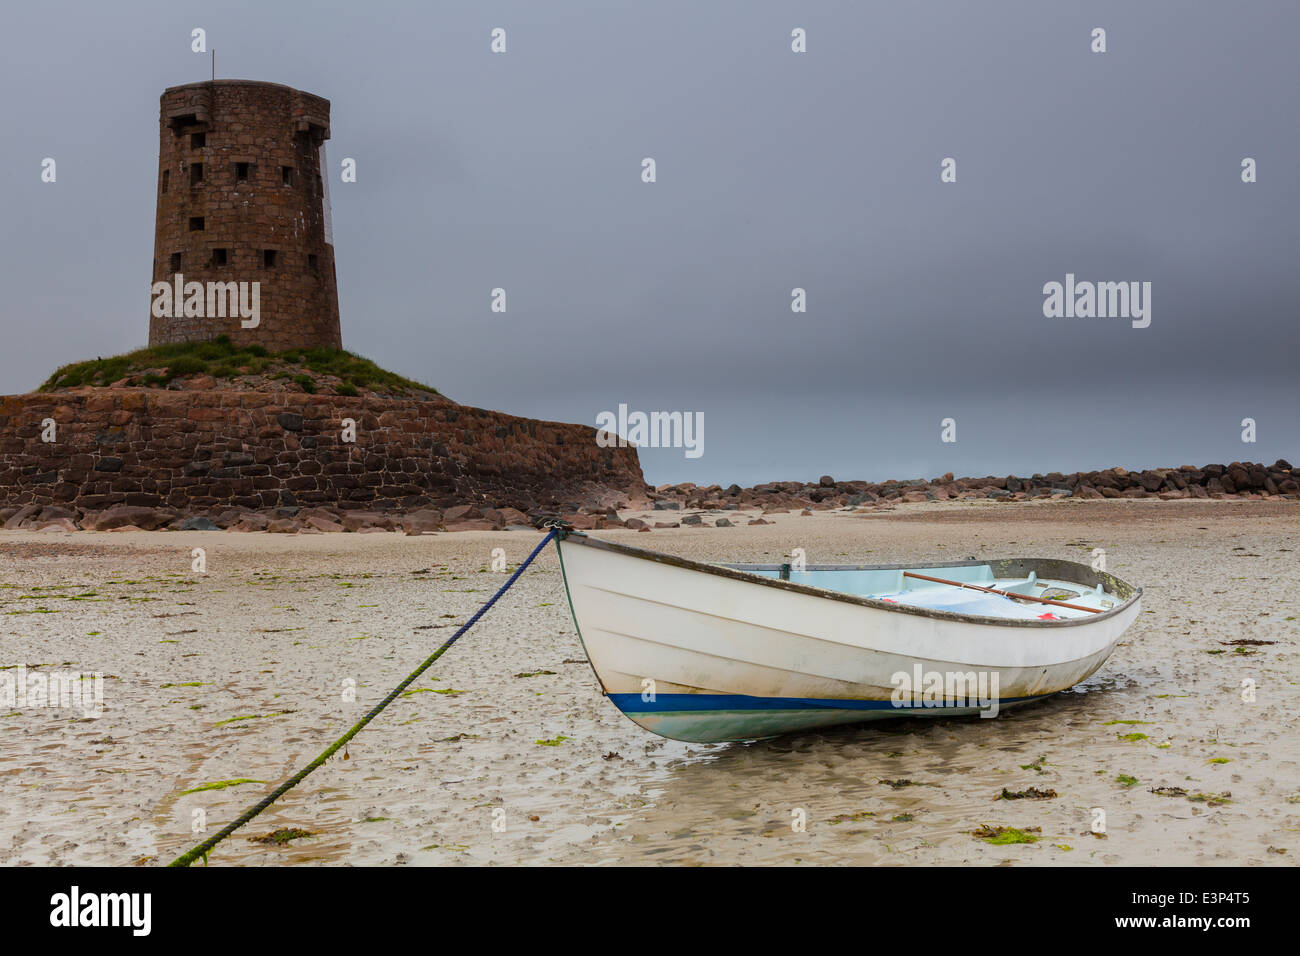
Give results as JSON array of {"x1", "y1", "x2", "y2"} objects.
[
  {"x1": 235, "y1": 162, "x2": 250, "y2": 182},
  {"x1": 307, "y1": 253, "x2": 318, "y2": 273},
  {"x1": 161, "y1": 170, "x2": 170, "y2": 193},
  {"x1": 190, "y1": 163, "x2": 204, "y2": 186},
  {"x1": 189, "y1": 216, "x2": 205, "y2": 231},
  {"x1": 191, "y1": 132, "x2": 206, "y2": 148},
  {"x1": 263, "y1": 250, "x2": 278, "y2": 268},
  {"x1": 280, "y1": 166, "x2": 294, "y2": 187},
  {"x1": 169, "y1": 253, "x2": 182, "y2": 272},
  {"x1": 212, "y1": 249, "x2": 228, "y2": 267}
]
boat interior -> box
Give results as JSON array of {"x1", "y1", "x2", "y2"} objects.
[{"x1": 732, "y1": 563, "x2": 1117, "y2": 621}]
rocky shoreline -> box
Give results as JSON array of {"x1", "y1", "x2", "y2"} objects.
[
  {"x1": 647, "y1": 460, "x2": 1300, "y2": 512},
  {"x1": 1, "y1": 460, "x2": 1293, "y2": 534}
]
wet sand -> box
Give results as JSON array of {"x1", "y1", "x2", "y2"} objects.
[{"x1": 1, "y1": 498, "x2": 1296, "y2": 866}]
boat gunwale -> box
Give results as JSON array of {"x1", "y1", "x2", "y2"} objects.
[{"x1": 555, "y1": 530, "x2": 1142, "y2": 629}]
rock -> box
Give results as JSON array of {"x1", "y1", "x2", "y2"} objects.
[
  {"x1": 488, "y1": 507, "x2": 530, "y2": 527},
  {"x1": 232, "y1": 514, "x2": 270, "y2": 532},
  {"x1": 177, "y1": 516, "x2": 220, "y2": 531},
  {"x1": 443, "y1": 519, "x2": 499, "y2": 532},
  {"x1": 653, "y1": 521, "x2": 680, "y2": 528},
  {"x1": 85, "y1": 505, "x2": 174, "y2": 531},
  {"x1": 818, "y1": 475, "x2": 835, "y2": 487},
  {"x1": 35, "y1": 518, "x2": 78, "y2": 532},
  {"x1": 341, "y1": 511, "x2": 396, "y2": 532},
  {"x1": 681, "y1": 514, "x2": 703, "y2": 525},
  {"x1": 266, "y1": 519, "x2": 299, "y2": 533},
  {"x1": 444, "y1": 504, "x2": 483, "y2": 522},
  {"x1": 624, "y1": 518, "x2": 647, "y2": 530},
  {"x1": 652, "y1": 501, "x2": 681, "y2": 510},
  {"x1": 276, "y1": 412, "x2": 304, "y2": 431},
  {"x1": 401, "y1": 508, "x2": 444, "y2": 535},
  {"x1": 306, "y1": 516, "x2": 345, "y2": 532},
  {"x1": 748, "y1": 517, "x2": 772, "y2": 525},
  {"x1": 3, "y1": 504, "x2": 42, "y2": 530},
  {"x1": 715, "y1": 517, "x2": 733, "y2": 527}
]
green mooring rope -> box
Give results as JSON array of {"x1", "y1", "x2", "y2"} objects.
[{"x1": 168, "y1": 528, "x2": 560, "y2": 867}]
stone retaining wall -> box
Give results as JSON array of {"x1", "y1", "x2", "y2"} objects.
[{"x1": 0, "y1": 389, "x2": 646, "y2": 515}]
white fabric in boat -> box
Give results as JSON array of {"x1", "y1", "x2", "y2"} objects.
[{"x1": 872, "y1": 587, "x2": 1064, "y2": 620}]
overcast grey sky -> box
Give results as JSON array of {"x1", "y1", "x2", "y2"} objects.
[{"x1": 2, "y1": 1, "x2": 1296, "y2": 485}]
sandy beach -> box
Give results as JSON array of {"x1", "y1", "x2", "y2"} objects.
[{"x1": 1, "y1": 498, "x2": 1296, "y2": 866}]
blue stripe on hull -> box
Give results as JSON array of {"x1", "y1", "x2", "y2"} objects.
[
  {"x1": 609, "y1": 692, "x2": 1047, "y2": 713},
  {"x1": 605, "y1": 692, "x2": 1054, "y2": 742}
]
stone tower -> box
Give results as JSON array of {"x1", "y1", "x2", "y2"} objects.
[{"x1": 149, "y1": 80, "x2": 341, "y2": 351}]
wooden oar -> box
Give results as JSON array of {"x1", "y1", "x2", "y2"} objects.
[{"x1": 902, "y1": 571, "x2": 1103, "y2": 614}]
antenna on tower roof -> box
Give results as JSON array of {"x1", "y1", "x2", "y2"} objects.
[{"x1": 211, "y1": 50, "x2": 215, "y2": 82}]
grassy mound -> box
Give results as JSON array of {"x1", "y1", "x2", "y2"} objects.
[{"x1": 40, "y1": 336, "x2": 440, "y2": 399}]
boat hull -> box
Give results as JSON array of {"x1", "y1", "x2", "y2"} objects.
[{"x1": 556, "y1": 534, "x2": 1141, "y2": 743}]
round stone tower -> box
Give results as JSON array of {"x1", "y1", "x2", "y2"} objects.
[{"x1": 149, "y1": 80, "x2": 342, "y2": 351}]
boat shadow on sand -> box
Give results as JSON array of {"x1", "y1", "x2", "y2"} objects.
[{"x1": 602, "y1": 674, "x2": 1145, "y2": 859}]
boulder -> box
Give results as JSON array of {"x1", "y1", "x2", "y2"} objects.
[
  {"x1": 402, "y1": 508, "x2": 444, "y2": 535},
  {"x1": 305, "y1": 516, "x2": 345, "y2": 533},
  {"x1": 84, "y1": 505, "x2": 174, "y2": 531},
  {"x1": 341, "y1": 511, "x2": 397, "y2": 532},
  {"x1": 3, "y1": 504, "x2": 42, "y2": 530},
  {"x1": 35, "y1": 518, "x2": 78, "y2": 533},
  {"x1": 443, "y1": 519, "x2": 499, "y2": 532},
  {"x1": 177, "y1": 516, "x2": 220, "y2": 531},
  {"x1": 444, "y1": 504, "x2": 483, "y2": 522}
]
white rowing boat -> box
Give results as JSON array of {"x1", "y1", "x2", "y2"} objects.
[{"x1": 554, "y1": 530, "x2": 1142, "y2": 742}]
